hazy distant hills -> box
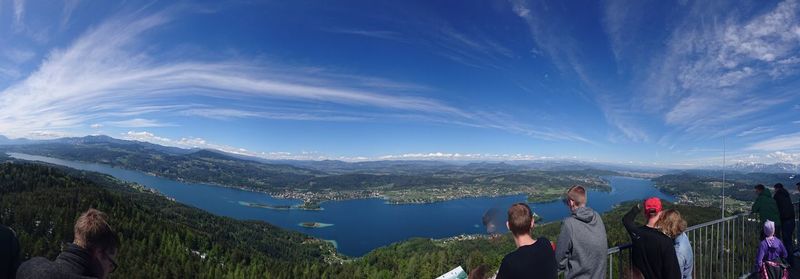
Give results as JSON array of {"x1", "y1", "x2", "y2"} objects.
[
  {"x1": 3, "y1": 135, "x2": 799, "y2": 175},
  {"x1": 0, "y1": 137, "x2": 325, "y2": 191},
  {"x1": 0, "y1": 135, "x2": 37, "y2": 145},
  {"x1": 0, "y1": 135, "x2": 618, "y2": 193}
]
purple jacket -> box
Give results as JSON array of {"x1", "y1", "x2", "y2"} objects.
[{"x1": 755, "y1": 237, "x2": 787, "y2": 271}]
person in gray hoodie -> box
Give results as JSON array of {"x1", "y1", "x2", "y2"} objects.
[{"x1": 554, "y1": 185, "x2": 608, "y2": 279}]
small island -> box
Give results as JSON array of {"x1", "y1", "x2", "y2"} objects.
[
  {"x1": 238, "y1": 201, "x2": 323, "y2": 211},
  {"x1": 298, "y1": 222, "x2": 334, "y2": 229}
]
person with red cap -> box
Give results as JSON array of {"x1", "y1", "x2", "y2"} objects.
[{"x1": 622, "y1": 197, "x2": 681, "y2": 279}]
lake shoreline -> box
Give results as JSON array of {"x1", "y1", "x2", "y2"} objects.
[
  {"x1": 6, "y1": 152, "x2": 620, "y2": 206},
  {"x1": 6, "y1": 152, "x2": 677, "y2": 257}
]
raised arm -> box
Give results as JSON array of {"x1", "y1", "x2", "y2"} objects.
[{"x1": 622, "y1": 204, "x2": 641, "y2": 239}]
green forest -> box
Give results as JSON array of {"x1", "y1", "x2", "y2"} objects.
[{"x1": 1, "y1": 162, "x2": 725, "y2": 278}]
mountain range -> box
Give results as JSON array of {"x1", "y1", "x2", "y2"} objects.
[{"x1": 2, "y1": 134, "x2": 799, "y2": 174}]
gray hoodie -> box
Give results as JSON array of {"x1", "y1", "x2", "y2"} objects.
[{"x1": 554, "y1": 206, "x2": 608, "y2": 279}]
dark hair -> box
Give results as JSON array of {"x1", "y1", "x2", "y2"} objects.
[
  {"x1": 74, "y1": 208, "x2": 119, "y2": 253},
  {"x1": 469, "y1": 264, "x2": 488, "y2": 279},
  {"x1": 754, "y1": 184, "x2": 765, "y2": 191},
  {"x1": 796, "y1": 182, "x2": 800, "y2": 187},
  {"x1": 507, "y1": 203, "x2": 533, "y2": 236},
  {"x1": 774, "y1": 183, "x2": 784, "y2": 189}
]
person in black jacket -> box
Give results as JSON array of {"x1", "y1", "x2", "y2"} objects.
[
  {"x1": 497, "y1": 203, "x2": 557, "y2": 279},
  {"x1": 1, "y1": 224, "x2": 21, "y2": 279},
  {"x1": 16, "y1": 209, "x2": 119, "y2": 279},
  {"x1": 774, "y1": 183, "x2": 795, "y2": 260},
  {"x1": 622, "y1": 198, "x2": 681, "y2": 279}
]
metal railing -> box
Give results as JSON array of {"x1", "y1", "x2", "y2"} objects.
[{"x1": 606, "y1": 211, "x2": 766, "y2": 279}]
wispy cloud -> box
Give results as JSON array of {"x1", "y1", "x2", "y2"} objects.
[
  {"x1": 639, "y1": 0, "x2": 800, "y2": 132},
  {"x1": 3, "y1": 48, "x2": 36, "y2": 64},
  {"x1": 13, "y1": 0, "x2": 25, "y2": 30},
  {"x1": 0, "y1": 11, "x2": 454, "y2": 137},
  {"x1": 0, "y1": 8, "x2": 587, "y2": 144},
  {"x1": 326, "y1": 23, "x2": 516, "y2": 70},
  {"x1": 554, "y1": 0, "x2": 800, "y2": 147},
  {"x1": 747, "y1": 132, "x2": 800, "y2": 151},
  {"x1": 104, "y1": 118, "x2": 175, "y2": 128},
  {"x1": 179, "y1": 108, "x2": 366, "y2": 122},
  {"x1": 324, "y1": 28, "x2": 409, "y2": 42},
  {"x1": 737, "y1": 126, "x2": 775, "y2": 137},
  {"x1": 509, "y1": 0, "x2": 645, "y2": 142},
  {"x1": 61, "y1": 0, "x2": 81, "y2": 28}
]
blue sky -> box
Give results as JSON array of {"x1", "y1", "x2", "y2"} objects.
[{"x1": 1, "y1": 0, "x2": 800, "y2": 166}]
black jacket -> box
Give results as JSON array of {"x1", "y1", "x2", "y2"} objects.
[
  {"x1": 622, "y1": 205, "x2": 681, "y2": 279},
  {"x1": 774, "y1": 188, "x2": 795, "y2": 221},
  {"x1": 1, "y1": 225, "x2": 20, "y2": 279},
  {"x1": 15, "y1": 244, "x2": 98, "y2": 279}
]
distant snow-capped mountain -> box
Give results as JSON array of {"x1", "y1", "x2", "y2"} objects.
[{"x1": 726, "y1": 162, "x2": 800, "y2": 173}]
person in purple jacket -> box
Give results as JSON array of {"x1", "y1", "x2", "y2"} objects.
[{"x1": 754, "y1": 220, "x2": 788, "y2": 277}]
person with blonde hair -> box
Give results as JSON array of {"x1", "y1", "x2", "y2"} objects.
[
  {"x1": 554, "y1": 185, "x2": 607, "y2": 279},
  {"x1": 656, "y1": 209, "x2": 693, "y2": 279}
]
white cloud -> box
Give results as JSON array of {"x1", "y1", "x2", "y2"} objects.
[
  {"x1": 0, "y1": 10, "x2": 583, "y2": 143},
  {"x1": 747, "y1": 132, "x2": 800, "y2": 151},
  {"x1": 13, "y1": 0, "x2": 25, "y2": 30},
  {"x1": 767, "y1": 151, "x2": 800, "y2": 164},
  {"x1": 90, "y1": 123, "x2": 102, "y2": 129},
  {"x1": 328, "y1": 22, "x2": 514, "y2": 70},
  {"x1": 179, "y1": 108, "x2": 365, "y2": 122},
  {"x1": 28, "y1": 130, "x2": 69, "y2": 139},
  {"x1": 737, "y1": 126, "x2": 775, "y2": 137},
  {"x1": 324, "y1": 28, "x2": 408, "y2": 42},
  {"x1": 124, "y1": 131, "x2": 171, "y2": 144},
  {"x1": 641, "y1": 0, "x2": 800, "y2": 131},
  {"x1": 104, "y1": 118, "x2": 175, "y2": 128},
  {"x1": 61, "y1": 0, "x2": 81, "y2": 28},
  {"x1": 4, "y1": 48, "x2": 36, "y2": 64}
]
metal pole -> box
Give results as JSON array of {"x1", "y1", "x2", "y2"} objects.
[{"x1": 721, "y1": 136, "x2": 726, "y2": 277}]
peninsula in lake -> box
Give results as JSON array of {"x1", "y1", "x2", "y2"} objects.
[{"x1": 1, "y1": 136, "x2": 615, "y2": 205}]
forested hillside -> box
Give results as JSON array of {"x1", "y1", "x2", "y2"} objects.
[{"x1": 0, "y1": 163, "x2": 333, "y2": 278}]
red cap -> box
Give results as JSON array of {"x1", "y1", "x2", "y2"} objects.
[{"x1": 644, "y1": 197, "x2": 662, "y2": 214}]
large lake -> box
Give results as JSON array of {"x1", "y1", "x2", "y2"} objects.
[{"x1": 8, "y1": 153, "x2": 674, "y2": 256}]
